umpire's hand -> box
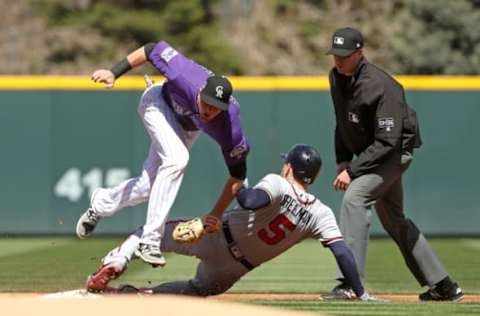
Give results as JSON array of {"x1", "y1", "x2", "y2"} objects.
[
  {"x1": 91, "y1": 69, "x2": 116, "y2": 88},
  {"x1": 333, "y1": 169, "x2": 351, "y2": 191}
]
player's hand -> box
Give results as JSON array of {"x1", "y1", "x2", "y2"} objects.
[
  {"x1": 333, "y1": 169, "x2": 351, "y2": 191},
  {"x1": 202, "y1": 215, "x2": 221, "y2": 234},
  {"x1": 336, "y1": 161, "x2": 350, "y2": 175},
  {"x1": 91, "y1": 69, "x2": 116, "y2": 88}
]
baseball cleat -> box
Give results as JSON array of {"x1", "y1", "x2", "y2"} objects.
[
  {"x1": 320, "y1": 282, "x2": 356, "y2": 300},
  {"x1": 137, "y1": 243, "x2": 166, "y2": 266},
  {"x1": 419, "y1": 282, "x2": 464, "y2": 302},
  {"x1": 76, "y1": 207, "x2": 100, "y2": 239},
  {"x1": 358, "y1": 292, "x2": 389, "y2": 302},
  {"x1": 76, "y1": 189, "x2": 101, "y2": 239},
  {"x1": 86, "y1": 262, "x2": 126, "y2": 293}
]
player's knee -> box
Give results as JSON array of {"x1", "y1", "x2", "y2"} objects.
[
  {"x1": 138, "y1": 85, "x2": 162, "y2": 112},
  {"x1": 137, "y1": 100, "x2": 151, "y2": 117},
  {"x1": 131, "y1": 172, "x2": 154, "y2": 200},
  {"x1": 177, "y1": 150, "x2": 190, "y2": 170},
  {"x1": 200, "y1": 283, "x2": 229, "y2": 296},
  {"x1": 167, "y1": 149, "x2": 189, "y2": 172},
  {"x1": 189, "y1": 278, "x2": 232, "y2": 297}
]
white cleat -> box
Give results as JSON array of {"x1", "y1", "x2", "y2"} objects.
[
  {"x1": 76, "y1": 207, "x2": 100, "y2": 239},
  {"x1": 76, "y1": 189, "x2": 101, "y2": 239},
  {"x1": 137, "y1": 243, "x2": 166, "y2": 267}
]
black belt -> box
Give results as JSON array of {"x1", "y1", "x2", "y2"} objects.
[{"x1": 222, "y1": 221, "x2": 255, "y2": 271}]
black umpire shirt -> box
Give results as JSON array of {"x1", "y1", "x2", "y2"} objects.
[{"x1": 329, "y1": 58, "x2": 421, "y2": 179}]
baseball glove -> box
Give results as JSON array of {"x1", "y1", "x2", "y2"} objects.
[{"x1": 172, "y1": 218, "x2": 205, "y2": 243}]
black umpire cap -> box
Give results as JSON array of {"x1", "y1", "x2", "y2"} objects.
[
  {"x1": 327, "y1": 27, "x2": 364, "y2": 57},
  {"x1": 200, "y1": 75, "x2": 233, "y2": 111}
]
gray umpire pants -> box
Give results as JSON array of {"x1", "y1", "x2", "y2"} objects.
[{"x1": 336, "y1": 152, "x2": 448, "y2": 287}]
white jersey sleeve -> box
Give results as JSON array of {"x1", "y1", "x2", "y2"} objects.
[
  {"x1": 253, "y1": 173, "x2": 285, "y2": 204},
  {"x1": 308, "y1": 202, "x2": 344, "y2": 246}
]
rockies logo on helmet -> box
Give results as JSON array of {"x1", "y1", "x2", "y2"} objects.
[{"x1": 215, "y1": 86, "x2": 224, "y2": 98}]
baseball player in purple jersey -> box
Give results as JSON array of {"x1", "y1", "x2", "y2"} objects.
[
  {"x1": 76, "y1": 41, "x2": 250, "y2": 266},
  {"x1": 84, "y1": 144, "x2": 382, "y2": 301}
]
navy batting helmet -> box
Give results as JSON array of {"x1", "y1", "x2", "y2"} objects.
[{"x1": 281, "y1": 144, "x2": 322, "y2": 184}]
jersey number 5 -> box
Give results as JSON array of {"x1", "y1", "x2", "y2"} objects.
[{"x1": 258, "y1": 214, "x2": 296, "y2": 245}]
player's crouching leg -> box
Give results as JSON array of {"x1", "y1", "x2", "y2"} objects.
[
  {"x1": 86, "y1": 246, "x2": 130, "y2": 293},
  {"x1": 86, "y1": 261, "x2": 127, "y2": 293}
]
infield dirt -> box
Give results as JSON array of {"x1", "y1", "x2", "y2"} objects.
[
  {"x1": 1, "y1": 294, "x2": 322, "y2": 316},
  {"x1": 1, "y1": 292, "x2": 479, "y2": 316}
]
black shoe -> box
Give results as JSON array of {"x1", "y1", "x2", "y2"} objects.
[
  {"x1": 320, "y1": 282, "x2": 356, "y2": 300},
  {"x1": 419, "y1": 281, "x2": 464, "y2": 302}
]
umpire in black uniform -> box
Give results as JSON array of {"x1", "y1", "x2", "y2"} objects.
[{"x1": 322, "y1": 27, "x2": 463, "y2": 302}]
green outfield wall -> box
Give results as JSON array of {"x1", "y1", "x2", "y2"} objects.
[{"x1": 0, "y1": 76, "x2": 479, "y2": 235}]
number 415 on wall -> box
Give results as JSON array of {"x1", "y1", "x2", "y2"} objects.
[{"x1": 54, "y1": 168, "x2": 131, "y2": 202}]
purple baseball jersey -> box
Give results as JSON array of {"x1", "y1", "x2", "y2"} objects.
[{"x1": 148, "y1": 41, "x2": 249, "y2": 166}]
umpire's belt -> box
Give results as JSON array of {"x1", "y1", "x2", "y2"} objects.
[{"x1": 222, "y1": 220, "x2": 255, "y2": 271}]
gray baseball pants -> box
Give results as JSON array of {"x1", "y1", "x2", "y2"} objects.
[
  {"x1": 336, "y1": 152, "x2": 448, "y2": 287},
  {"x1": 102, "y1": 219, "x2": 250, "y2": 296}
]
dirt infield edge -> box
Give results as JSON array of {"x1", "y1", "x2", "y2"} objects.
[{"x1": 0, "y1": 292, "x2": 478, "y2": 303}]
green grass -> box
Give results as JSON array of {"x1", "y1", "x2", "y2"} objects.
[
  {"x1": 250, "y1": 301, "x2": 480, "y2": 316},
  {"x1": 0, "y1": 237, "x2": 479, "y2": 315}
]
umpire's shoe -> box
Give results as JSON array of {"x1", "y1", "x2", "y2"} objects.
[
  {"x1": 86, "y1": 262, "x2": 126, "y2": 293},
  {"x1": 419, "y1": 277, "x2": 464, "y2": 302},
  {"x1": 76, "y1": 190, "x2": 101, "y2": 239},
  {"x1": 138, "y1": 243, "x2": 166, "y2": 266},
  {"x1": 320, "y1": 282, "x2": 356, "y2": 300}
]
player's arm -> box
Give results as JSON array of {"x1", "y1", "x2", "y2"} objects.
[
  {"x1": 327, "y1": 240, "x2": 365, "y2": 298},
  {"x1": 175, "y1": 174, "x2": 244, "y2": 239},
  {"x1": 208, "y1": 175, "x2": 245, "y2": 219},
  {"x1": 207, "y1": 104, "x2": 251, "y2": 219},
  {"x1": 236, "y1": 187, "x2": 271, "y2": 210},
  {"x1": 207, "y1": 158, "x2": 247, "y2": 219},
  {"x1": 91, "y1": 44, "x2": 154, "y2": 88}
]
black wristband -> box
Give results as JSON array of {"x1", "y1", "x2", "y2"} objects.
[
  {"x1": 228, "y1": 161, "x2": 247, "y2": 180},
  {"x1": 144, "y1": 43, "x2": 156, "y2": 61},
  {"x1": 110, "y1": 58, "x2": 132, "y2": 79}
]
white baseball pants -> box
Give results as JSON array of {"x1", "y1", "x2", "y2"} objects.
[{"x1": 91, "y1": 83, "x2": 199, "y2": 246}]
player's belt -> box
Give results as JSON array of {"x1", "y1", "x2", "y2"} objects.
[{"x1": 222, "y1": 220, "x2": 255, "y2": 271}]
